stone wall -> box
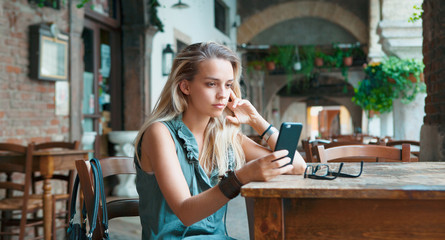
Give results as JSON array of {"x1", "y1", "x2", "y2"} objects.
[
  {"x1": 420, "y1": 0, "x2": 445, "y2": 161},
  {"x1": 0, "y1": 1, "x2": 70, "y2": 144}
]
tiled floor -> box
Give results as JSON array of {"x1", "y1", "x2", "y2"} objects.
[{"x1": 105, "y1": 195, "x2": 250, "y2": 240}]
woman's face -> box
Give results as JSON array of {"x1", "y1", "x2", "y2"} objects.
[{"x1": 181, "y1": 58, "x2": 234, "y2": 118}]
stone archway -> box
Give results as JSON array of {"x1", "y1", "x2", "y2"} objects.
[{"x1": 237, "y1": 1, "x2": 368, "y2": 44}]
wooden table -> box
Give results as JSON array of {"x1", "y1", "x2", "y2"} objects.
[
  {"x1": 34, "y1": 149, "x2": 91, "y2": 240},
  {"x1": 0, "y1": 149, "x2": 91, "y2": 240},
  {"x1": 241, "y1": 162, "x2": 445, "y2": 240}
]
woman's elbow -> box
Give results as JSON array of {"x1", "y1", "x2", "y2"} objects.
[
  {"x1": 177, "y1": 214, "x2": 196, "y2": 227},
  {"x1": 290, "y1": 154, "x2": 307, "y2": 174},
  {"x1": 293, "y1": 161, "x2": 307, "y2": 174}
]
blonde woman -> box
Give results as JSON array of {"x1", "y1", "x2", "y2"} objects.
[{"x1": 134, "y1": 42, "x2": 306, "y2": 239}]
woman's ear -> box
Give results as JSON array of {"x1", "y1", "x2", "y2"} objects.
[{"x1": 179, "y1": 80, "x2": 190, "y2": 95}]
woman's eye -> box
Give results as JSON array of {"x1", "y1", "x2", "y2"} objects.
[
  {"x1": 207, "y1": 82, "x2": 216, "y2": 87},
  {"x1": 226, "y1": 83, "x2": 233, "y2": 88}
]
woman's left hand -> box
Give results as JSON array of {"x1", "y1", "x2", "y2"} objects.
[{"x1": 226, "y1": 90, "x2": 260, "y2": 126}]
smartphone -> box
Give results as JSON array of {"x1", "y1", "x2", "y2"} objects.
[{"x1": 274, "y1": 122, "x2": 303, "y2": 166}]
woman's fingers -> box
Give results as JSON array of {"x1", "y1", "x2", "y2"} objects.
[
  {"x1": 229, "y1": 90, "x2": 239, "y2": 108},
  {"x1": 225, "y1": 115, "x2": 240, "y2": 125},
  {"x1": 264, "y1": 150, "x2": 288, "y2": 163}
]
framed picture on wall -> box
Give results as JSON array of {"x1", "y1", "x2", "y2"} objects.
[{"x1": 29, "y1": 23, "x2": 69, "y2": 81}]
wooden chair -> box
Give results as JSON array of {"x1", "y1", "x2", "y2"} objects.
[
  {"x1": 330, "y1": 134, "x2": 380, "y2": 144},
  {"x1": 330, "y1": 134, "x2": 362, "y2": 143},
  {"x1": 386, "y1": 140, "x2": 420, "y2": 157},
  {"x1": 302, "y1": 139, "x2": 331, "y2": 162},
  {"x1": 316, "y1": 144, "x2": 413, "y2": 163},
  {"x1": 31, "y1": 140, "x2": 80, "y2": 239},
  {"x1": 304, "y1": 139, "x2": 363, "y2": 163},
  {"x1": 0, "y1": 143, "x2": 45, "y2": 239},
  {"x1": 75, "y1": 157, "x2": 139, "y2": 239}
]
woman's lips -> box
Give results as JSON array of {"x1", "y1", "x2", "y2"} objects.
[{"x1": 213, "y1": 104, "x2": 226, "y2": 109}]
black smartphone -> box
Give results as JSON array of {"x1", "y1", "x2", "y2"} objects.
[{"x1": 274, "y1": 122, "x2": 303, "y2": 166}]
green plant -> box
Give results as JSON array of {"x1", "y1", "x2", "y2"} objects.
[
  {"x1": 382, "y1": 56, "x2": 425, "y2": 103},
  {"x1": 315, "y1": 49, "x2": 323, "y2": 58},
  {"x1": 409, "y1": 4, "x2": 423, "y2": 23},
  {"x1": 352, "y1": 57, "x2": 426, "y2": 116},
  {"x1": 35, "y1": 0, "x2": 164, "y2": 32},
  {"x1": 247, "y1": 60, "x2": 265, "y2": 71},
  {"x1": 321, "y1": 51, "x2": 337, "y2": 68},
  {"x1": 352, "y1": 62, "x2": 394, "y2": 115},
  {"x1": 268, "y1": 45, "x2": 296, "y2": 84},
  {"x1": 35, "y1": 0, "x2": 92, "y2": 9},
  {"x1": 343, "y1": 48, "x2": 353, "y2": 57},
  {"x1": 264, "y1": 54, "x2": 277, "y2": 64},
  {"x1": 149, "y1": 0, "x2": 165, "y2": 32},
  {"x1": 298, "y1": 45, "x2": 316, "y2": 79}
]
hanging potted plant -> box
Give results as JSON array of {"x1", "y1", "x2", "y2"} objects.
[
  {"x1": 352, "y1": 62, "x2": 394, "y2": 117},
  {"x1": 382, "y1": 56, "x2": 425, "y2": 103},
  {"x1": 314, "y1": 50, "x2": 324, "y2": 67},
  {"x1": 264, "y1": 55, "x2": 277, "y2": 71},
  {"x1": 352, "y1": 57, "x2": 426, "y2": 117},
  {"x1": 247, "y1": 60, "x2": 265, "y2": 71},
  {"x1": 342, "y1": 48, "x2": 353, "y2": 66}
]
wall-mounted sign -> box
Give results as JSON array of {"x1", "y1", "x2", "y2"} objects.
[
  {"x1": 55, "y1": 81, "x2": 69, "y2": 116},
  {"x1": 29, "y1": 23, "x2": 69, "y2": 81}
]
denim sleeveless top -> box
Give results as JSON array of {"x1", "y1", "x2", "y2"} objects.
[{"x1": 134, "y1": 115, "x2": 236, "y2": 239}]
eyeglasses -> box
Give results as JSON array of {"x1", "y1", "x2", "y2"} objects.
[{"x1": 304, "y1": 161, "x2": 363, "y2": 180}]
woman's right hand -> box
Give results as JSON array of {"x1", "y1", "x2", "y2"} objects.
[{"x1": 236, "y1": 150, "x2": 294, "y2": 184}]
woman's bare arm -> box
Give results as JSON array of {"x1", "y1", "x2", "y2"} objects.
[
  {"x1": 140, "y1": 122, "x2": 292, "y2": 226},
  {"x1": 140, "y1": 122, "x2": 230, "y2": 225}
]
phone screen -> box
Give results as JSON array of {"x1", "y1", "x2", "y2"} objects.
[{"x1": 275, "y1": 122, "x2": 303, "y2": 166}]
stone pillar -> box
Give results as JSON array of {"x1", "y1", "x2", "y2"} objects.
[
  {"x1": 368, "y1": 0, "x2": 385, "y2": 62},
  {"x1": 69, "y1": 2, "x2": 85, "y2": 142},
  {"x1": 249, "y1": 70, "x2": 265, "y2": 114},
  {"x1": 420, "y1": 0, "x2": 445, "y2": 161},
  {"x1": 244, "y1": 70, "x2": 265, "y2": 135},
  {"x1": 393, "y1": 93, "x2": 426, "y2": 140},
  {"x1": 121, "y1": 1, "x2": 158, "y2": 130},
  {"x1": 379, "y1": 111, "x2": 394, "y2": 138},
  {"x1": 378, "y1": 0, "x2": 424, "y2": 141}
]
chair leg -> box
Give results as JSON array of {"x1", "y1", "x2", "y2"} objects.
[{"x1": 52, "y1": 196, "x2": 57, "y2": 240}]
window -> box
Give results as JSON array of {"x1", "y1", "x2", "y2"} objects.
[{"x1": 214, "y1": 0, "x2": 229, "y2": 35}]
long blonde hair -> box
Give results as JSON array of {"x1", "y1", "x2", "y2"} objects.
[{"x1": 134, "y1": 42, "x2": 245, "y2": 175}]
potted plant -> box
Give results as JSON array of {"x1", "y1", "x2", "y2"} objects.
[
  {"x1": 247, "y1": 60, "x2": 265, "y2": 71},
  {"x1": 352, "y1": 57, "x2": 426, "y2": 117},
  {"x1": 342, "y1": 48, "x2": 353, "y2": 66},
  {"x1": 352, "y1": 62, "x2": 394, "y2": 116},
  {"x1": 314, "y1": 50, "x2": 324, "y2": 67},
  {"x1": 381, "y1": 56, "x2": 425, "y2": 103},
  {"x1": 269, "y1": 45, "x2": 296, "y2": 82},
  {"x1": 264, "y1": 55, "x2": 277, "y2": 71}
]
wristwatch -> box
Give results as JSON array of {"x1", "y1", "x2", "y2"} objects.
[{"x1": 263, "y1": 126, "x2": 278, "y2": 142}]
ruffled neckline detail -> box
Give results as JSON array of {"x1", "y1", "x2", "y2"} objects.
[{"x1": 172, "y1": 115, "x2": 200, "y2": 163}]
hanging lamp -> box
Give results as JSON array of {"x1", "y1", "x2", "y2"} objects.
[{"x1": 172, "y1": 0, "x2": 189, "y2": 9}]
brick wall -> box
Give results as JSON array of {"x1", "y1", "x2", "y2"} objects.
[
  {"x1": 423, "y1": 0, "x2": 445, "y2": 128},
  {"x1": 420, "y1": 0, "x2": 445, "y2": 161},
  {"x1": 0, "y1": 1, "x2": 69, "y2": 144}
]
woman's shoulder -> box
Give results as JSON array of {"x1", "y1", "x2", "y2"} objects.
[{"x1": 144, "y1": 121, "x2": 170, "y2": 140}]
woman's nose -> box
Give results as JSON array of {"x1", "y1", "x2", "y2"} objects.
[{"x1": 217, "y1": 86, "x2": 229, "y2": 98}]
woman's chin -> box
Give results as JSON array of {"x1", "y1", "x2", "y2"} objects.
[{"x1": 209, "y1": 110, "x2": 224, "y2": 118}]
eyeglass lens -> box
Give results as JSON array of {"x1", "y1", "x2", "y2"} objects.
[{"x1": 304, "y1": 161, "x2": 363, "y2": 180}]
